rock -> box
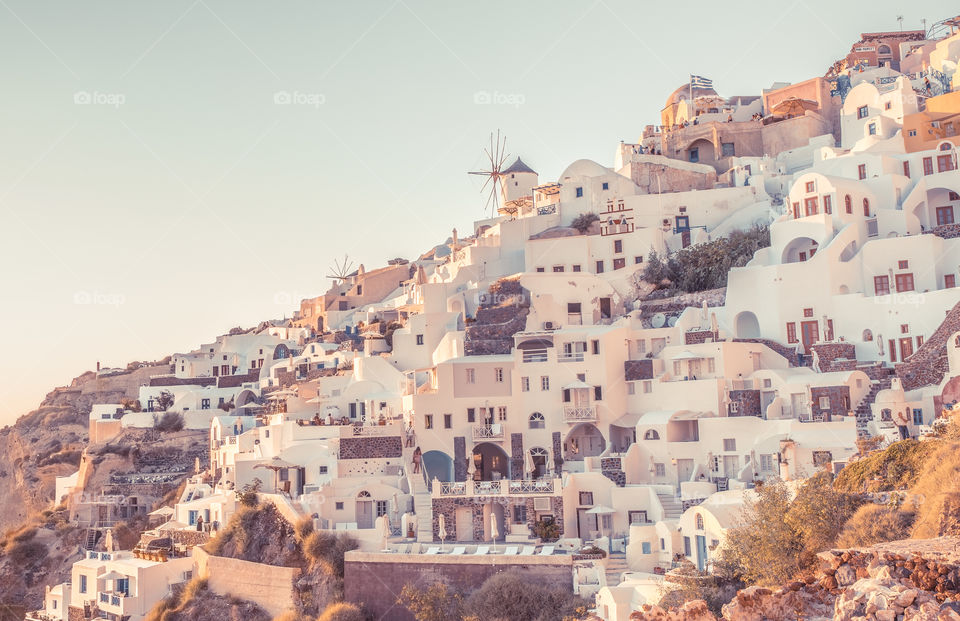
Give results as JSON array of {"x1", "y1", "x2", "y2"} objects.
[
  {"x1": 836, "y1": 564, "x2": 858, "y2": 586},
  {"x1": 877, "y1": 609, "x2": 897, "y2": 621},
  {"x1": 899, "y1": 589, "x2": 921, "y2": 607}
]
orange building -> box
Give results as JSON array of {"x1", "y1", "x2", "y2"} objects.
[{"x1": 903, "y1": 91, "x2": 960, "y2": 152}]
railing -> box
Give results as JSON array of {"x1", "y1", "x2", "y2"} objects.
[
  {"x1": 866, "y1": 218, "x2": 879, "y2": 237},
  {"x1": 522, "y1": 349, "x2": 549, "y2": 363},
  {"x1": 350, "y1": 425, "x2": 394, "y2": 437},
  {"x1": 537, "y1": 204, "x2": 557, "y2": 215},
  {"x1": 558, "y1": 352, "x2": 585, "y2": 363},
  {"x1": 433, "y1": 478, "x2": 560, "y2": 497},
  {"x1": 563, "y1": 406, "x2": 597, "y2": 422},
  {"x1": 472, "y1": 424, "x2": 504, "y2": 440}
]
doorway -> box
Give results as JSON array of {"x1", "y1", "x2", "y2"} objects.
[
  {"x1": 677, "y1": 459, "x2": 694, "y2": 483},
  {"x1": 696, "y1": 535, "x2": 708, "y2": 571},
  {"x1": 899, "y1": 337, "x2": 914, "y2": 361},
  {"x1": 577, "y1": 507, "x2": 598, "y2": 540},
  {"x1": 455, "y1": 507, "x2": 473, "y2": 541},
  {"x1": 800, "y1": 321, "x2": 819, "y2": 351},
  {"x1": 356, "y1": 493, "x2": 374, "y2": 529}
]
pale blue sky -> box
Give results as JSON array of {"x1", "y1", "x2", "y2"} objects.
[{"x1": 0, "y1": 0, "x2": 952, "y2": 423}]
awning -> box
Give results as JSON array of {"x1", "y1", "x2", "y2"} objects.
[
  {"x1": 148, "y1": 506, "x2": 174, "y2": 517},
  {"x1": 99, "y1": 571, "x2": 127, "y2": 582},
  {"x1": 517, "y1": 338, "x2": 553, "y2": 350},
  {"x1": 610, "y1": 412, "x2": 643, "y2": 428},
  {"x1": 668, "y1": 350, "x2": 700, "y2": 360},
  {"x1": 586, "y1": 505, "x2": 615, "y2": 514},
  {"x1": 563, "y1": 380, "x2": 592, "y2": 390}
]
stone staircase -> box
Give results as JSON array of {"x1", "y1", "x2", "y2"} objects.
[
  {"x1": 732, "y1": 337, "x2": 808, "y2": 367},
  {"x1": 83, "y1": 528, "x2": 98, "y2": 551},
  {"x1": 853, "y1": 377, "x2": 893, "y2": 433},
  {"x1": 657, "y1": 493, "x2": 683, "y2": 520},
  {"x1": 896, "y1": 300, "x2": 960, "y2": 391},
  {"x1": 403, "y1": 445, "x2": 434, "y2": 542},
  {"x1": 603, "y1": 552, "x2": 630, "y2": 587}
]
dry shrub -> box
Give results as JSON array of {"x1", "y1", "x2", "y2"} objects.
[
  {"x1": 315, "y1": 602, "x2": 366, "y2": 621},
  {"x1": 836, "y1": 504, "x2": 914, "y2": 548},
  {"x1": 907, "y1": 439, "x2": 960, "y2": 538}
]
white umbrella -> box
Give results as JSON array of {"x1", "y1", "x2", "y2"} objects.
[
  {"x1": 490, "y1": 512, "x2": 500, "y2": 553},
  {"x1": 438, "y1": 513, "x2": 447, "y2": 551},
  {"x1": 378, "y1": 514, "x2": 391, "y2": 551}
]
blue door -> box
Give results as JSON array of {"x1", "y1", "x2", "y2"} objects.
[{"x1": 696, "y1": 535, "x2": 708, "y2": 572}]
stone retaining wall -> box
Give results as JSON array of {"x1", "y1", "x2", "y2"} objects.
[
  {"x1": 193, "y1": 546, "x2": 300, "y2": 618},
  {"x1": 339, "y1": 436, "x2": 402, "y2": 459}
]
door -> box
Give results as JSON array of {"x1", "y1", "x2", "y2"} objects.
[
  {"x1": 356, "y1": 501, "x2": 373, "y2": 529},
  {"x1": 899, "y1": 337, "x2": 914, "y2": 361},
  {"x1": 455, "y1": 507, "x2": 473, "y2": 541},
  {"x1": 723, "y1": 455, "x2": 740, "y2": 478},
  {"x1": 677, "y1": 459, "x2": 694, "y2": 483},
  {"x1": 696, "y1": 535, "x2": 708, "y2": 572},
  {"x1": 791, "y1": 393, "x2": 808, "y2": 419},
  {"x1": 800, "y1": 321, "x2": 819, "y2": 351},
  {"x1": 761, "y1": 391, "x2": 776, "y2": 417},
  {"x1": 577, "y1": 508, "x2": 598, "y2": 540},
  {"x1": 688, "y1": 359, "x2": 701, "y2": 378},
  {"x1": 599, "y1": 298, "x2": 612, "y2": 319}
]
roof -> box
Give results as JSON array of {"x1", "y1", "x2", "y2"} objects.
[
  {"x1": 503, "y1": 157, "x2": 537, "y2": 175},
  {"x1": 694, "y1": 489, "x2": 755, "y2": 529}
]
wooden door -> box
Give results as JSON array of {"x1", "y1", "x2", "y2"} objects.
[
  {"x1": 899, "y1": 338, "x2": 914, "y2": 361},
  {"x1": 455, "y1": 507, "x2": 473, "y2": 541},
  {"x1": 356, "y1": 501, "x2": 373, "y2": 529},
  {"x1": 577, "y1": 507, "x2": 598, "y2": 540},
  {"x1": 800, "y1": 321, "x2": 819, "y2": 351}
]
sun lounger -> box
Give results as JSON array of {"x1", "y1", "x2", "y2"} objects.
[
  {"x1": 538, "y1": 545, "x2": 555, "y2": 556},
  {"x1": 425, "y1": 546, "x2": 440, "y2": 555},
  {"x1": 502, "y1": 545, "x2": 519, "y2": 555},
  {"x1": 473, "y1": 545, "x2": 490, "y2": 555},
  {"x1": 520, "y1": 545, "x2": 536, "y2": 555},
  {"x1": 451, "y1": 546, "x2": 466, "y2": 555}
]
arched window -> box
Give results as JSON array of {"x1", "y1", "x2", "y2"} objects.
[
  {"x1": 881, "y1": 409, "x2": 892, "y2": 422},
  {"x1": 863, "y1": 198, "x2": 870, "y2": 217},
  {"x1": 862, "y1": 329, "x2": 873, "y2": 342},
  {"x1": 941, "y1": 143, "x2": 953, "y2": 151},
  {"x1": 528, "y1": 412, "x2": 545, "y2": 429},
  {"x1": 845, "y1": 195, "x2": 852, "y2": 214},
  {"x1": 357, "y1": 490, "x2": 371, "y2": 498},
  {"x1": 695, "y1": 513, "x2": 704, "y2": 529},
  {"x1": 644, "y1": 429, "x2": 660, "y2": 440},
  {"x1": 878, "y1": 44, "x2": 891, "y2": 54}
]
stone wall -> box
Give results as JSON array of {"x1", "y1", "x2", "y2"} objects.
[
  {"x1": 464, "y1": 279, "x2": 531, "y2": 356},
  {"x1": 625, "y1": 359, "x2": 654, "y2": 381},
  {"x1": 339, "y1": 436, "x2": 402, "y2": 459},
  {"x1": 430, "y1": 495, "x2": 564, "y2": 542},
  {"x1": 217, "y1": 371, "x2": 260, "y2": 388},
  {"x1": 600, "y1": 457, "x2": 626, "y2": 487},
  {"x1": 810, "y1": 342, "x2": 856, "y2": 372},
  {"x1": 344, "y1": 552, "x2": 574, "y2": 621},
  {"x1": 628, "y1": 159, "x2": 716, "y2": 193},
  {"x1": 684, "y1": 330, "x2": 718, "y2": 345},
  {"x1": 810, "y1": 386, "x2": 852, "y2": 421},
  {"x1": 193, "y1": 546, "x2": 300, "y2": 619},
  {"x1": 510, "y1": 433, "x2": 524, "y2": 480},
  {"x1": 453, "y1": 437, "x2": 466, "y2": 482},
  {"x1": 149, "y1": 376, "x2": 217, "y2": 387},
  {"x1": 897, "y1": 301, "x2": 960, "y2": 391},
  {"x1": 727, "y1": 390, "x2": 761, "y2": 417}
]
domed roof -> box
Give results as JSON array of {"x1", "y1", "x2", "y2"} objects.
[
  {"x1": 664, "y1": 83, "x2": 718, "y2": 109},
  {"x1": 559, "y1": 159, "x2": 611, "y2": 180}
]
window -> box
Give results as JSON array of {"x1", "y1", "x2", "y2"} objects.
[
  {"x1": 595, "y1": 260, "x2": 604, "y2": 273},
  {"x1": 495, "y1": 368, "x2": 504, "y2": 382},
  {"x1": 529, "y1": 412, "x2": 545, "y2": 429},
  {"x1": 513, "y1": 504, "x2": 527, "y2": 524},
  {"x1": 695, "y1": 513, "x2": 704, "y2": 529},
  {"x1": 819, "y1": 396, "x2": 831, "y2": 410},
  {"x1": 376, "y1": 500, "x2": 388, "y2": 517},
  {"x1": 521, "y1": 377, "x2": 530, "y2": 392},
  {"x1": 536, "y1": 267, "x2": 544, "y2": 272},
  {"x1": 443, "y1": 414, "x2": 452, "y2": 429},
  {"x1": 760, "y1": 454, "x2": 773, "y2": 471},
  {"x1": 804, "y1": 197, "x2": 818, "y2": 216},
  {"x1": 895, "y1": 273, "x2": 915, "y2": 292},
  {"x1": 786, "y1": 322, "x2": 797, "y2": 343},
  {"x1": 868, "y1": 123, "x2": 877, "y2": 135},
  {"x1": 591, "y1": 340, "x2": 600, "y2": 355},
  {"x1": 613, "y1": 257, "x2": 626, "y2": 270},
  {"x1": 946, "y1": 274, "x2": 956, "y2": 289},
  {"x1": 923, "y1": 157, "x2": 934, "y2": 176},
  {"x1": 424, "y1": 414, "x2": 433, "y2": 429},
  {"x1": 707, "y1": 358, "x2": 715, "y2": 373},
  {"x1": 642, "y1": 541, "x2": 652, "y2": 554},
  {"x1": 318, "y1": 465, "x2": 328, "y2": 474},
  {"x1": 644, "y1": 429, "x2": 659, "y2": 440},
  {"x1": 635, "y1": 256, "x2": 643, "y2": 264},
  {"x1": 673, "y1": 360, "x2": 682, "y2": 375},
  {"x1": 201, "y1": 398, "x2": 210, "y2": 410},
  {"x1": 541, "y1": 376, "x2": 550, "y2": 391},
  {"x1": 874, "y1": 275, "x2": 890, "y2": 296},
  {"x1": 575, "y1": 187, "x2": 583, "y2": 198},
  {"x1": 465, "y1": 368, "x2": 475, "y2": 384},
  {"x1": 335, "y1": 501, "x2": 344, "y2": 510},
  {"x1": 844, "y1": 195, "x2": 852, "y2": 214},
  {"x1": 689, "y1": 148, "x2": 699, "y2": 163},
  {"x1": 627, "y1": 382, "x2": 635, "y2": 395},
  {"x1": 416, "y1": 334, "x2": 424, "y2": 345},
  {"x1": 858, "y1": 164, "x2": 867, "y2": 180},
  {"x1": 602, "y1": 182, "x2": 609, "y2": 190},
  {"x1": 901, "y1": 324, "x2": 908, "y2": 334},
  {"x1": 497, "y1": 406, "x2": 507, "y2": 421},
  {"x1": 913, "y1": 409, "x2": 924, "y2": 425},
  {"x1": 937, "y1": 206, "x2": 955, "y2": 226},
  {"x1": 655, "y1": 463, "x2": 665, "y2": 476},
  {"x1": 594, "y1": 386, "x2": 603, "y2": 401},
  {"x1": 903, "y1": 161, "x2": 910, "y2": 178},
  {"x1": 643, "y1": 381, "x2": 652, "y2": 393},
  {"x1": 572, "y1": 264, "x2": 581, "y2": 272},
  {"x1": 863, "y1": 198, "x2": 870, "y2": 217},
  {"x1": 908, "y1": 129, "x2": 917, "y2": 137},
  {"x1": 80, "y1": 575, "x2": 87, "y2": 594},
  {"x1": 467, "y1": 408, "x2": 475, "y2": 423},
  {"x1": 823, "y1": 195, "x2": 832, "y2": 214},
  {"x1": 938, "y1": 155, "x2": 955, "y2": 173},
  {"x1": 614, "y1": 239, "x2": 623, "y2": 253},
  {"x1": 723, "y1": 438, "x2": 736, "y2": 451},
  {"x1": 722, "y1": 142, "x2": 735, "y2": 157},
  {"x1": 552, "y1": 265, "x2": 564, "y2": 272},
  {"x1": 579, "y1": 492, "x2": 594, "y2": 505},
  {"x1": 805, "y1": 181, "x2": 815, "y2": 193},
  {"x1": 857, "y1": 105, "x2": 868, "y2": 119},
  {"x1": 898, "y1": 260, "x2": 909, "y2": 269}
]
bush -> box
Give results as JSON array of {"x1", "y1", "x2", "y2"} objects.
[
  {"x1": 315, "y1": 602, "x2": 366, "y2": 621},
  {"x1": 837, "y1": 504, "x2": 914, "y2": 548},
  {"x1": 570, "y1": 212, "x2": 599, "y2": 234},
  {"x1": 237, "y1": 479, "x2": 262, "y2": 508},
  {"x1": 153, "y1": 411, "x2": 185, "y2": 432},
  {"x1": 833, "y1": 439, "x2": 932, "y2": 493},
  {"x1": 465, "y1": 571, "x2": 588, "y2": 621},
  {"x1": 398, "y1": 583, "x2": 464, "y2": 621},
  {"x1": 6, "y1": 540, "x2": 48, "y2": 567},
  {"x1": 302, "y1": 530, "x2": 359, "y2": 578},
  {"x1": 532, "y1": 519, "x2": 560, "y2": 542}
]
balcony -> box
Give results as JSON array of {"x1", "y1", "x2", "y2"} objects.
[
  {"x1": 563, "y1": 406, "x2": 597, "y2": 422},
  {"x1": 433, "y1": 478, "x2": 559, "y2": 498},
  {"x1": 558, "y1": 352, "x2": 585, "y2": 363},
  {"x1": 600, "y1": 221, "x2": 635, "y2": 236},
  {"x1": 472, "y1": 424, "x2": 504, "y2": 440}
]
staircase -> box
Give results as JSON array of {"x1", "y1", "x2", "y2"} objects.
[
  {"x1": 403, "y1": 445, "x2": 434, "y2": 543},
  {"x1": 657, "y1": 493, "x2": 683, "y2": 520},
  {"x1": 603, "y1": 552, "x2": 630, "y2": 587},
  {"x1": 854, "y1": 377, "x2": 893, "y2": 434},
  {"x1": 83, "y1": 528, "x2": 98, "y2": 551}
]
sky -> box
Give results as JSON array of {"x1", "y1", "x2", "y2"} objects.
[{"x1": 0, "y1": 0, "x2": 954, "y2": 424}]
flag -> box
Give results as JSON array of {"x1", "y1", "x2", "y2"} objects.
[{"x1": 690, "y1": 75, "x2": 713, "y2": 89}]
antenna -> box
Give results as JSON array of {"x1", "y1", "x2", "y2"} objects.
[
  {"x1": 897, "y1": 15, "x2": 903, "y2": 31},
  {"x1": 468, "y1": 130, "x2": 510, "y2": 218},
  {"x1": 326, "y1": 254, "x2": 355, "y2": 283}
]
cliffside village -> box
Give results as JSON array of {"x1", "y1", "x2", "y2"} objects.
[{"x1": 26, "y1": 17, "x2": 960, "y2": 621}]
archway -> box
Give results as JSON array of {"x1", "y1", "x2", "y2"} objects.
[
  {"x1": 734, "y1": 311, "x2": 761, "y2": 339},
  {"x1": 471, "y1": 443, "x2": 510, "y2": 481},
  {"x1": 781, "y1": 237, "x2": 819, "y2": 264},
  {"x1": 273, "y1": 344, "x2": 291, "y2": 360},
  {"x1": 422, "y1": 450, "x2": 453, "y2": 483},
  {"x1": 564, "y1": 423, "x2": 606, "y2": 461},
  {"x1": 235, "y1": 389, "x2": 258, "y2": 408},
  {"x1": 687, "y1": 138, "x2": 715, "y2": 165}
]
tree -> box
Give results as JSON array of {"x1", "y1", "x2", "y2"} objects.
[
  {"x1": 570, "y1": 213, "x2": 599, "y2": 234},
  {"x1": 398, "y1": 582, "x2": 463, "y2": 621},
  {"x1": 156, "y1": 390, "x2": 175, "y2": 412},
  {"x1": 153, "y1": 411, "x2": 184, "y2": 432},
  {"x1": 785, "y1": 471, "x2": 864, "y2": 557}
]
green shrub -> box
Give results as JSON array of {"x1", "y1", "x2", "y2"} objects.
[{"x1": 570, "y1": 213, "x2": 599, "y2": 233}]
